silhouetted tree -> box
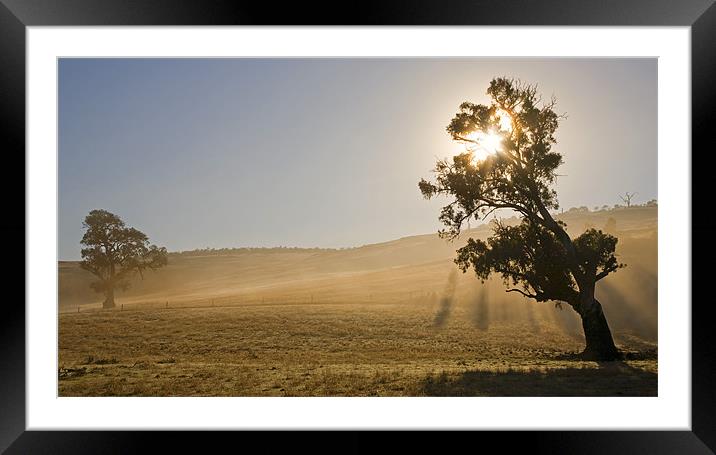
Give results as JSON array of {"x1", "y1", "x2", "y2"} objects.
[
  {"x1": 419, "y1": 77, "x2": 624, "y2": 360},
  {"x1": 80, "y1": 209, "x2": 168, "y2": 308},
  {"x1": 620, "y1": 192, "x2": 637, "y2": 207}
]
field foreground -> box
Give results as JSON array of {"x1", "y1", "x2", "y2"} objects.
[{"x1": 59, "y1": 300, "x2": 657, "y2": 397}]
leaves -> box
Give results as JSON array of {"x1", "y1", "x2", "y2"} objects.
[
  {"x1": 80, "y1": 209, "x2": 168, "y2": 294},
  {"x1": 573, "y1": 228, "x2": 625, "y2": 279},
  {"x1": 455, "y1": 219, "x2": 578, "y2": 305},
  {"x1": 419, "y1": 77, "x2": 624, "y2": 308},
  {"x1": 419, "y1": 78, "x2": 564, "y2": 239}
]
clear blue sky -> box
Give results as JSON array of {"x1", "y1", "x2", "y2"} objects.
[{"x1": 58, "y1": 58, "x2": 657, "y2": 260}]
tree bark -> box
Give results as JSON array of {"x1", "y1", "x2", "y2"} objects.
[
  {"x1": 103, "y1": 287, "x2": 116, "y2": 309},
  {"x1": 577, "y1": 294, "x2": 620, "y2": 360}
]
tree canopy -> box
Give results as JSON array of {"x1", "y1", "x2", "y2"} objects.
[
  {"x1": 455, "y1": 220, "x2": 622, "y2": 308},
  {"x1": 419, "y1": 78, "x2": 562, "y2": 237},
  {"x1": 80, "y1": 209, "x2": 167, "y2": 307}
]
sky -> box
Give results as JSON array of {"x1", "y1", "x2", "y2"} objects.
[{"x1": 58, "y1": 58, "x2": 657, "y2": 260}]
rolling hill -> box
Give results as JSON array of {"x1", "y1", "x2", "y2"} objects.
[{"x1": 58, "y1": 206, "x2": 657, "y2": 340}]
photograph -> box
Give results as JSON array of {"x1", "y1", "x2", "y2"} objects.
[
  {"x1": 56, "y1": 57, "x2": 658, "y2": 397},
  {"x1": 2, "y1": 0, "x2": 710, "y2": 449}
]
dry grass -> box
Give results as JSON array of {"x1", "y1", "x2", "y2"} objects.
[
  {"x1": 59, "y1": 300, "x2": 656, "y2": 397},
  {"x1": 58, "y1": 208, "x2": 657, "y2": 396}
]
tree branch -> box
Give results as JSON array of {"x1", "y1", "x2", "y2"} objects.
[
  {"x1": 507, "y1": 288, "x2": 538, "y2": 299},
  {"x1": 595, "y1": 265, "x2": 618, "y2": 281}
]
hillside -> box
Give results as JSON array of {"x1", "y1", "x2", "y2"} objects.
[{"x1": 59, "y1": 206, "x2": 657, "y2": 340}]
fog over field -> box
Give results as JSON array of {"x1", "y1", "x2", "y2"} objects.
[
  {"x1": 60, "y1": 206, "x2": 656, "y2": 339},
  {"x1": 59, "y1": 207, "x2": 657, "y2": 396}
]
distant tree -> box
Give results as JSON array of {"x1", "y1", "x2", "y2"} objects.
[
  {"x1": 80, "y1": 209, "x2": 167, "y2": 308},
  {"x1": 646, "y1": 199, "x2": 657, "y2": 207},
  {"x1": 419, "y1": 77, "x2": 625, "y2": 360},
  {"x1": 620, "y1": 192, "x2": 637, "y2": 208}
]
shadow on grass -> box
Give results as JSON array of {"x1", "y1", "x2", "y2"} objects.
[{"x1": 418, "y1": 362, "x2": 657, "y2": 397}]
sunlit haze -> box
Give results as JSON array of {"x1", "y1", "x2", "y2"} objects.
[{"x1": 58, "y1": 58, "x2": 656, "y2": 259}]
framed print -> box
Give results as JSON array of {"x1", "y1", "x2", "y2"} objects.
[{"x1": 3, "y1": 0, "x2": 715, "y2": 452}]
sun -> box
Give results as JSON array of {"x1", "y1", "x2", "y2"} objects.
[
  {"x1": 478, "y1": 130, "x2": 504, "y2": 155},
  {"x1": 453, "y1": 109, "x2": 512, "y2": 162},
  {"x1": 456, "y1": 129, "x2": 504, "y2": 161}
]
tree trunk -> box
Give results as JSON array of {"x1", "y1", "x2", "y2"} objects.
[
  {"x1": 578, "y1": 294, "x2": 620, "y2": 360},
  {"x1": 535, "y1": 203, "x2": 620, "y2": 360},
  {"x1": 103, "y1": 287, "x2": 116, "y2": 309}
]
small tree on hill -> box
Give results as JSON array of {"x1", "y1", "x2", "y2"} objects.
[
  {"x1": 419, "y1": 77, "x2": 625, "y2": 360},
  {"x1": 80, "y1": 209, "x2": 168, "y2": 308},
  {"x1": 620, "y1": 192, "x2": 637, "y2": 208}
]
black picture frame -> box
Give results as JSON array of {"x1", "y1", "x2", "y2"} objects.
[{"x1": 3, "y1": 0, "x2": 714, "y2": 453}]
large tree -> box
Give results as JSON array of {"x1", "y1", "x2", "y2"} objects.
[
  {"x1": 80, "y1": 209, "x2": 168, "y2": 308},
  {"x1": 419, "y1": 77, "x2": 624, "y2": 360}
]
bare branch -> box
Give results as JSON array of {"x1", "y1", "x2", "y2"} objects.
[{"x1": 507, "y1": 288, "x2": 538, "y2": 299}]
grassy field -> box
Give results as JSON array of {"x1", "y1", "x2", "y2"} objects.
[
  {"x1": 58, "y1": 207, "x2": 657, "y2": 396},
  {"x1": 59, "y1": 300, "x2": 656, "y2": 397}
]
